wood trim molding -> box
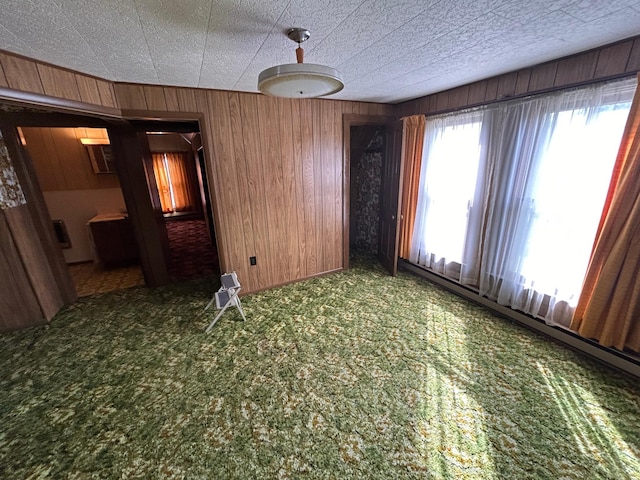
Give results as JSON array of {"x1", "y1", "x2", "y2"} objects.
[
  {"x1": 342, "y1": 114, "x2": 396, "y2": 269},
  {"x1": 0, "y1": 86, "x2": 122, "y2": 118},
  {"x1": 120, "y1": 109, "x2": 204, "y2": 121}
]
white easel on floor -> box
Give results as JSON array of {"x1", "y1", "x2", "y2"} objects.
[{"x1": 204, "y1": 271, "x2": 246, "y2": 333}]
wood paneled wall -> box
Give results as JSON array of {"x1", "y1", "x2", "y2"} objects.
[
  {"x1": 115, "y1": 83, "x2": 394, "y2": 293},
  {"x1": 21, "y1": 127, "x2": 119, "y2": 191},
  {"x1": 8, "y1": 34, "x2": 639, "y2": 298},
  {"x1": 397, "y1": 35, "x2": 640, "y2": 117},
  {"x1": 0, "y1": 51, "x2": 118, "y2": 110},
  {"x1": 0, "y1": 123, "x2": 76, "y2": 332}
]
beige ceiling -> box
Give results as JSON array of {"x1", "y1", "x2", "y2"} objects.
[{"x1": 1, "y1": 0, "x2": 639, "y2": 104}]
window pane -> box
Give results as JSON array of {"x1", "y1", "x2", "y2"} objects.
[
  {"x1": 520, "y1": 104, "x2": 631, "y2": 302},
  {"x1": 418, "y1": 116, "x2": 482, "y2": 264}
]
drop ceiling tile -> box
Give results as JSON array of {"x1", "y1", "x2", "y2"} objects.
[
  {"x1": 53, "y1": 0, "x2": 157, "y2": 82},
  {"x1": 424, "y1": 0, "x2": 512, "y2": 24},
  {"x1": 561, "y1": 0, "x2": 638, "y2": 22},
  {"x1": 198, "y1": 0, "x2": 290, "y2": 89},
  {"x1": 493, "y1": 0, "x2": 575, "y2": 22},
  {"x1": 334, "y1": 12, "x2": 457, "y2": 77},
  {"x1": 135, "y1": 0, "x2": 210, "y2": 86},
  {"x1": 560, "y1": 6, "x2": 640, "y2": 45},
  {"x1": 0, "y1": 0, "x2": 111, "y2": 78},
  {"x1": 0, "y1": 0, "x2": 637, "y2": 103}
]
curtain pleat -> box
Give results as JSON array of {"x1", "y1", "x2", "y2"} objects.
[
  {"x1": 409, "y1": 77, "x2": 635, "y2": 329},
  {"x1": 399, "y1": 115, "x2": 426, "y2": 259},
  {"x1": 165, "y1": 152, "x2": 198, "y2": 212},
  {"x1": 570, "y1": 74, "x2": 640, "y2": 352},
  {"x1": 152, "y1": 152, "x2": 198, "y2": 214},
  {"x1": 152, "y1": 153, "x2": 173, "y2": 213}
]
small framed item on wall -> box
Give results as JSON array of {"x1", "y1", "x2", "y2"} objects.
[{"x1": 80, "y1": 138, "x2": 116, "y2": 174}]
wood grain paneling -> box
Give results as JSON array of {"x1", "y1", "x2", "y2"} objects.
[
  {"x1": 260, "y1": 94, "x2": 289, "y2": 283},
  {"x1": 0, "y1": 122, "x2": 76, "y2": 330},
  {"x1": 164, "y1": 87, "x2": 180, "y2": 111},
  {"x1": 0, "y1": 63, "x2": 8, "y2": 88},
  {"x1": 177, "y1": 88, "x2": 198, "y2": 112},
  {"x1": 0, "y1": 52, "x2": 392, "y2": 294},
  {"x1": 228, "y1": 93, "x2": 257, "y2": 286},
  {"x1": 299, "y1": 98, "x2": 316, "y2": 277},
  {"x1": 467, "y1": 81, "x2": 487, "y2": 106},
  {"x1": 0, "y1": 51, "x2": 120, "y2": 110},
  {"x1": 528, "y1": 61, "x2": 558, "y2": 91},
  {"x1": 96, "y1": 79, "x2": 118, "y2": 108},
  {"x1": 484, "y1": 77, "x2": 499, "y2": 103},
  {"x1": 595, "y1": 41, "x2": 634, "y2": 78},
  {"x1": 0, "y1": 52, "x2": 44, "y2": 94},
  {"x1": 144, "y1": 86, "x2": 168, "y2": 110},
  {"x1": 236, "y1": 93, "x2": 267, "y2": 289},
  {"x1": 207, "y1": 90, "x2": 248, "y2": 285},
  {"x1": 37, "y1": 64, "x2": 82, "y2": 102},
  {"x1": 108, "y1": 125, "x2": 169, "y2": 286},
  {"x1": 514, "y1": 69, "x2": 531, "y2": 95},
  {"x1": 496, "y1": 72, "x2": 517, "y2": 99},
  {"x1": 448, "y1": 86, "x2": 470, "y2": 110},
  {"x1": 625, "y1": 39, "x2": 640, "y2": 72},
  {"x1": 135, "y1": 89, "x2": 376, "y2": 291},
  {"x1": 435, "y1": 91, "x2": 449, "y2": 111},
  {"x1": 0, "y1": 211, "x2": 43, "y2": 331},
  {"x1": 114, "y1": 84, "x2": 147, "y2": 110},
  {"x1": 22, "y1": 127, "x2": 119, "y2": 192},
  {"x1": 75, "y1": 75, "x2": 103, "y2": 105},
  {"x1": 554, "y1": 51, "x2": 599, "y2": 86},
  {"x1": 4, "y1": 204, "x2": 63, "y2": 320}
]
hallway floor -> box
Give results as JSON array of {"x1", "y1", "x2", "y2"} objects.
[{"x1": 69, "y1": 262, "x2": 144, "y2": 297}]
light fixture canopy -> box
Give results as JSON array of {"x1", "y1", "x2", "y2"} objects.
[{"x1": 258, "y1": 28, "x2": 344, "y2": 98}]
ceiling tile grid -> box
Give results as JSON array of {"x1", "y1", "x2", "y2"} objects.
[{"x1": 0, "y1": 0, "x2": 637, "y2": 103}]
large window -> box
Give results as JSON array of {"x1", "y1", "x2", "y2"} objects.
[
  {"x1": 409, "y1": 78, "x2": 636, "y2": 326},
  {"x1": 410, "y1": 110, "x2": 485, "y2": 278}
]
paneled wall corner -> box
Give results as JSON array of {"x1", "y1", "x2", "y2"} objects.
[
  {"x1": 115, "y1": 83, "x2": 395, "y2": 293},
  {"x1": 396, "y1": 34, "x2": 640, "y2": 118},
  {"x1": 0, "y1": 50, "x2": 119, "y2": 111}
]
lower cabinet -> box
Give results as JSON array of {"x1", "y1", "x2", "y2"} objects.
[{"x1": 88, "y1": 215, "x2": 139, "y2": 267}]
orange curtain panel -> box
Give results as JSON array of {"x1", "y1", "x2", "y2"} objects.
[
  {"x1": 151, "y1": 152, "x2": 199, "y2": 214},
  {"x1": 399, "y1": 115, "x2": 426, "y2": 259},
  {"x1": 164, "y1": 152, "x2": 198, "y2": 212},
  {"x1": 570, "y1": 74, "x2": 640, "y2": 352},
  {"x1": 152, "y1": 153, "x2": 173, "y2": 213}
]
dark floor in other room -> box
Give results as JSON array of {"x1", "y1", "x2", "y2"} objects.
[{"x1": 166, "y1": 218, "x2": 219, "y2": 281}]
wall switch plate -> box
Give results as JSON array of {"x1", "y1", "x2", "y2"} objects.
[{"x1": 250, "y1": 256, "x2": 257, "y2": 266}]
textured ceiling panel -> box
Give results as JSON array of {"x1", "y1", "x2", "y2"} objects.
[
  {"x1": 135, "y1": 0, "x2": 211, "y2": 86},
  {"x1": 0, "y1": 0, "x2": 637, "y2": 103},
  {"x1": 0, "y1": 0, "x2": 111, "y2": 78},
  {"x1": 52, "y1": 0, "x2": 158, "y2": 83}
]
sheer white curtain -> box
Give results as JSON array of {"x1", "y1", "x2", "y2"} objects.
[
  {"x1": 410, "y1": 110, "x2": 486, "y2": 280},
  {"x1": 410, "y1": 77, "x2": 636, "y2": 326},
  {"x1": 480, "y1": 80, "x2": 635, "y2": 325}
]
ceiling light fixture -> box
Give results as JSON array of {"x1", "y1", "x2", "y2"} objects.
[{"x1": 258, "y1": 28, "x2": 344, "y2": 98}]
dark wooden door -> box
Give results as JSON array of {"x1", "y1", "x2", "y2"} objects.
[{"x1": 378, "y1": 120, "x2": 404, "y2": 275}]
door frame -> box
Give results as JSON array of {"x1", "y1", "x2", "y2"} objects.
[
  {"x1": 0, "y1": 95, "x2": 222, "y2": 288},
  {"x1": 342, "y1": 114, "x2": 396, "y2": 270},
  {"x1": 377, "y1": 119, "x2": 404, "y2": 276}
]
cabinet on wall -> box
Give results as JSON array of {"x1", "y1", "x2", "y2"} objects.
[{"x1": 88, "y1": 214, "x2": 139, "y2": 267}]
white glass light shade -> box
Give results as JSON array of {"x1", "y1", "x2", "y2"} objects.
[{"x1": 258, "y1": 63, "x2": 344, "y2": 98}]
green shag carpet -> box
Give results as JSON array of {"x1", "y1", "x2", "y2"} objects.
[{"x1": 1, "y1": 256, "x2": 639, "y2": 479}]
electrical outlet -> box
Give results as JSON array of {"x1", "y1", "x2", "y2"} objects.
[{"x1": 250, "y1": 256, "x2": 257, "y2": 266}]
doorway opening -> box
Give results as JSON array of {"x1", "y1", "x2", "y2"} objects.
[
  {"x1": 349, "y1": 125, "x2": 385, "y2": 258},
  {"x1": 135, "y1": 121, "x2": 219, "y2": 282},
  {"x1": 18, "y1": 125, "x2": 145, "y2": 297}
]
